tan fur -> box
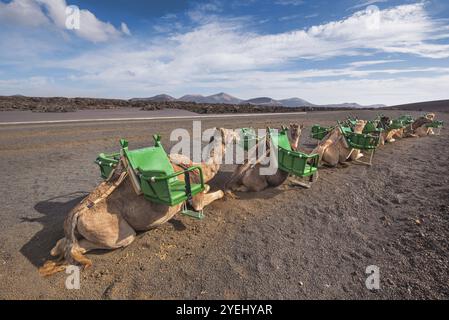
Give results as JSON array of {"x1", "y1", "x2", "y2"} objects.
[
  {"x1": 225, "y1": 124, "x2": 302, "y2": 193},
  {"x1": 40, "y1": 128, "x2": 237, "y2": 276},
  {"x1": 311, "y1": 120, "x2": 367, "y2": 167}
]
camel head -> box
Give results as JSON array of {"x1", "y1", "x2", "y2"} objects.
[
  {"x1": 353, "y1": 120, "x2": 367, "y2": 134},
  {"x1": 288, "y1": 123, "x2": 303, "y2": 150},
  {"x1": 206, "y1": 128, "x2": 240, "y2": 165},
  {"x1": 425, "y1": 113, "x2": 435, "y2": 120},
  {"x1": 379, "y1": 116, "x2": 391, "y2": 130},
  {"x1": 209, "y1": 128, "x2": 240, "y2": 146}
]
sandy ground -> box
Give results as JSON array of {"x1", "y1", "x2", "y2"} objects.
[{"x1": 0, "y1": 110, "x2": 447, "y2": 300}]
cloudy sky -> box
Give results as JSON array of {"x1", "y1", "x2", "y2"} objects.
[{"x1": 0, "y1": 0, "x2": 449, "y2": 105}]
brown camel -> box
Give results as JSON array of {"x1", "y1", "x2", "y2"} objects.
[
  {"x1": 39, "y1": 128, "x2": 238, "y2": 276},
  {"x1": 224, "y1": 124, "x2": 303, "y2": 193},
  {"x1": 405, "y1": 113, "x2": 436, "y2": 137},
  {"x1": 311, "y1": 120, "x2": 368, "y2": 167}
]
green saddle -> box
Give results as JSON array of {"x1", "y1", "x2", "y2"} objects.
[
  {"x1": 363, "y1": 120, "x2": 383, "y2": 134},
  {"x1": 120, "y1": 135, "x2": 205, "y2": 206},
  {"x1": 310, "y1": 124, "x2": 333, "y2": 140},
  {"x1": 268, "y1": 128, "x2": 319, "y2": 178},
  {"x1": 95, "y1": 152, "x2": 120, "y2": 179},
  {"x1": 240, "y1": 128, "x2": 261, "y2": 151},
  {"x1": 426, "y1": 120, "x2": 443, "y2": 128},
  {"x1": 338, "y1": 124, "x2": 379, "y2": 150},
  {"x1": 389, "y1": 115, "x2": 415, "y2": 129}
]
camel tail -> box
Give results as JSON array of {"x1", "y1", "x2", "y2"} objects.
[
  {"x1": 39, "y1": 204, "x2": 92, "y2": 277},
  {"x1": 65, "y1": 206, "x2": 92, "y2": 269}
]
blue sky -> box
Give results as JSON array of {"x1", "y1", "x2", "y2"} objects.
[{"x1": 1, "y1": 0, "x2": 449, "y2": 105}]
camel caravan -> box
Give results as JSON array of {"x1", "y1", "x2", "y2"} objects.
[{"x1": 39, "y1": 113, "x2": 444, "y2": 276}]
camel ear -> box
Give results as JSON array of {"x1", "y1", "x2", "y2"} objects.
[{"x1": 300, "y1": 124, "x2": 304, "y2": 129}]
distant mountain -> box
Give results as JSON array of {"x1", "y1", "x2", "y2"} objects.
[
  {"x1": 129, "y1": 92, "x2": 386, "y2": 109},
  {"x1": 179, "y1": 92, "x2": 242, "y2": 104},
  {"x1": 279, "y1": 97, "x2": 314, "y2": 107},
  {"x1": 242, "y1": 97, "x2": 283, "y2": 106},
  {"x1": 205, "y1": 92, "x2": 242, "y2": 104},
  {"x1": 178, "y1": 94, "x2": 206, "y2": 103},
  {"x1": 130, "y1": 94, "x2": 176, "y2": 102},
  {"x1": 322, "y1": 102, "x2": 362, "y2": 108}
]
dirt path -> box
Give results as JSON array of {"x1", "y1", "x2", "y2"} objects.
[{"x1": 0, "y1": 110, "x2": 447, "y2": 299}]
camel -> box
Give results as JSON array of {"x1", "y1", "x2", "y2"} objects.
[
  {"x1": 39, "y1": 128, "x2": 239, "y2": 276},
  {"x1": 311, "y1": 120, "x2": 368, "y2": 167},
  {"x1": 224, "y1": 124, "x2": 303, "y2": 193},
  {"x1": 405, "y1": 113, "x2": 436, "y2": 137},
  {"x1": 377, "y1": 116, "x2": 404, "y2": 144}
]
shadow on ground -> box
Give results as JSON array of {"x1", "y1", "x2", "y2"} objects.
[{"x1": 20, "y1": 192, "x2": 88, "y2": 267}]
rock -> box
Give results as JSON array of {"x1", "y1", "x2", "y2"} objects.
[{"x1": 392, "y1": 194, "x2": 403, "y2": 204}]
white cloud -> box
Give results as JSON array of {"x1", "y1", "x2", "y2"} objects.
[
  {"x1": 348, "y1": 0, "x2": 389, "y2": 11},
  {"x1": 347, "y1": 59, "x2": 404, "y2": 67},
  {"x1": 0, "y1": 0, "x2": 128, "y2": 42},
  {"x1": 121, "y1": 23, "x2": 131, "y2": 36},
  {"x1": 34, "y1": 3, "x2": 449, "y2": 103},
  {"x1": 0, "y1": 0, "x2": 49, "y2": 27},
  {"x1": 187, "y1": 0, "x2": 223, "y2": 23},
  {"x1": 1, "y1": 2, "x2": 449, "y2": 105},
  {"x1": 37, "y1": 0, "x2": 124, "y2": 42}
]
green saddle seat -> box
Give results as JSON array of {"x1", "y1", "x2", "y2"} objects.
[
  {"x1": 278, "y1": 148, "x2": 318, "y2": 177},
  {"x1": 339, "y1": 125, "x2": 353, "y2": 135},
  {"x1": 268, "y1": 128, "x2": 319, "y2": 178},
  {"x1": 398, "y1": 115, "x2": 414, "y2": 125},
  {"x1": 310, "y1": 125, "x2": 333, "y2": 140},
  {"x1": 389, "y1": 115, "x2": 415, "y2": 129},
  {"x1": 240, "y1": 128, "x2": 261, "y2": 151},
  {"x1": 268, "y1": 127, "x2": 292, "y2": 151},
  {"x1": 95, "y1": 152, "x2": 120, "y2": 179},
  {"x1": 339, "y1": 125, "x2": 379, "y2": 150},
  {"x1": 389, "y1": 119, "x2": 406, "y2": 129},
  {"x1": 344, "y1": 118, "x2": 358, "y2": 127},
  {"x1": 426, "y1": 120, "x2": 443, "y2": 128},
  {"x1": 363, "y1": 120, "x2": 383, "y2": 134},
  {"x1": 121, "y1": 135, "x2": 205, "y2": 206}
]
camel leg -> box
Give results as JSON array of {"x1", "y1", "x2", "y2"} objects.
[
  {"x1": 242, "y1": 172, "x2": 269, "y2": 192},
  {"x1": 76, "y1": 236, "x2": 135, "y2": 253},
  {"x1": 354, "y1": 149, "x2": 375, "y2": 166},
  {"x1": 234, "y1": 185, "x2": 250, "y2": 192},
  {"x1": 67, "y1": 230, "x2": 136, "y2": 270},
  {"x1": 191, "y1": 190, "x2": 224, "y2": 211},
  {"x1": 224, "y1": 162, "x2": 252, "y2": 191},
  {"x1": 201, "y1": 190, "x2": 225, "y2": 207}
]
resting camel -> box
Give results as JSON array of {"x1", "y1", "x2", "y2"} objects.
[
  {"x1": 39, "y1": 128, "x2": 238, "y2": 276},
  {"x1": 224, "y1": 124, "x2": 302, "y2": 193},
  {"x1": 311, "y1": 120, "x2": 367, "y2": 167},
  {"x1": 405, "y1": 113, "x2": 436, "y2": 137},
  {"x1": 378, "y1": 116, "x2": 404, "y2": 144}
]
